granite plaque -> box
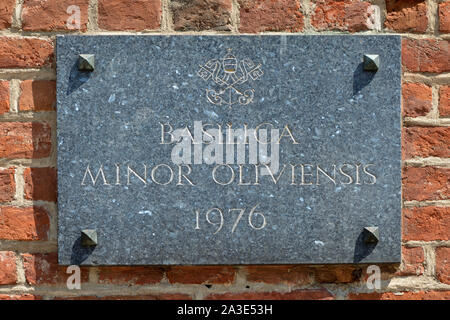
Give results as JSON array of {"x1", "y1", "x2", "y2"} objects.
[{"x1": 57, "y1": 35, "x2": 401, "y2": 265}]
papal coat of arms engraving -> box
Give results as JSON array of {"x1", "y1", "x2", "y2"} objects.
[{"x1": 197, "y1": 49, "x2": 263, "y2": 106}]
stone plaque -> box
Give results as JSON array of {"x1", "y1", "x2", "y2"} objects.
[{"x1": 57, "y1": 35, "x2": 401, "y2": 265}]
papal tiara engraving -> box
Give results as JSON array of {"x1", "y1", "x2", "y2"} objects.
[{"x1": 197, "y1": 49, "x2": 263, "y2": 106}]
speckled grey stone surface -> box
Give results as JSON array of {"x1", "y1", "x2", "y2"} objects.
[{"x1": 57, "y1": 35, "x2": 401, "y2": 265}]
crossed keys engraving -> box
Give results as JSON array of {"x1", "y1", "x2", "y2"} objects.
[{"x1": 197, "y1": 49, "x2": 263, "y2": 106}]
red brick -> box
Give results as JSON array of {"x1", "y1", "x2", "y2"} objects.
[
  {"x1": 311, "y1": 0, "x2": 374, "y2": 32},
  {"x1": 385, "y1": 0, "x2": 427, "y2": 33},
  {"x1": 0, "y1": 122, "x2": 51, "y2": 159},
  {"x1": 403, "y1": 127, "x2": 450, "y2": 159},
  {"x1": 315, "y1": 265, "x2": 362, "y2": 283},
  {"x1": 22, "y1": 0, "x2": 89, "y2": 31},
  {"x1": 348, "y1": 291, "x2": 450, "y2": 300},
  {"x1": 402, "y1": 38, "x2": 450, "y2": 73},
  {"x1": 23, "y1": 167, "x2": 57, "y2": 202},
  {"x1": 0, "y1": 0, "x2": 15, "y2": 30},
  {"x1": 403, "y1": 167, "x2": 449, "y2": 201},
  {"x1": 0, "y1": 167, "x2": 15, "y2": 202},
  {"x1": 397, "y1": 247, "x2": 424, "y2": 276},
  {"x1": 360, "y1": 264, "x2": 398, "y2": 282},
  {"x1": 402, "y1": 82, "x2": 432, "y2": 117},
  {"x1": 172, "y1": 0, "x2": 232, "y2": 31},
  {"x1": 0, "y1": 294, "x2": 39, "y2": 300},
  {"x1": 403, "y1": 207, "x2": 450, "y2": 241},
  {"x1": 238, "y1": 0, "x2": 304, "y2": 33},
  {"x1": 207, "y1": 289, "x2": 334, "y2": 300},
  {"x1": 19, "y1": 80, "x2": 56, "y2": 112},
  {"x1": 436, "y1": 247, "x2": 450, "y2": 285},
  {"x1": 0, "y1": 206, "x2": 49, "y2": 240},
  {"x1": 244, "y1": 265, "x2": 312, "y2": 285},
  {"x1": 98, "y1": 0, "x2": 161, "y2": 31},
  {"x1": 439, "y1": 2, "x2": 450, "y2": 33},
  {"x1": 167, "y1": 266, "x2": 236, "y2": 284},
  {"x1": 0, "y1": 251, "x2": 16, "y2": 285},
  {"x1": 98, "y1": 266, "x2": 165, "y2": 285},
  {"x1": 439, "y1": 86, "x2": 450, "y2": 117},
  {"x1": 22, "y1": 253, "x2": 88, "y2": 285},
  {"x1": 55, "y1": 294, "x2": 192, "y2": 300},
  {"x1": 0, "y1": 81, "x2": 9, "y2": 114},
  {"x1": 0, "y1": 37, "x2": 54, "y2": 69}
]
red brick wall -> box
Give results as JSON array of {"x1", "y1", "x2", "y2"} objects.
[{"x1": 0, "y1": 0, "x2": 448, "y2": 300}]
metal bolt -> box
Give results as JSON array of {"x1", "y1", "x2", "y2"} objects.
[
  {"x1": 78, "y1": 54, "x2": 95, "y2": 71},
  {"x1": 363, "y1": 54, "x2": 379, "y2": 71},
  {"x1": 81, "y1": 229, "x2": 97, "y2": 246},
  {"x1": 363, "y1": 226, "x2": 379, "y2": 244}
]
